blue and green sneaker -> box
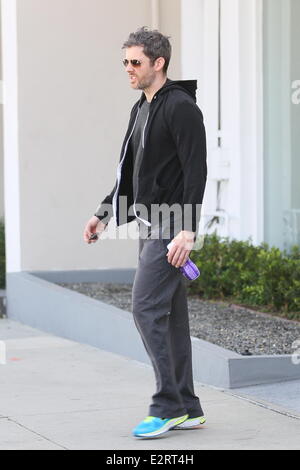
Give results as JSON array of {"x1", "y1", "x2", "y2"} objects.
[
  {"x1": 132, "y1": 414, "x2": 188, "y2": 438},
  {"x1": 173, "y1": 416, "x2": 206, "y2": 429}
]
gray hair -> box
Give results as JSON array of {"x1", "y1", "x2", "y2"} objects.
[{"x1": 122, "y1": 26, "x2": 172, "y2": 74}]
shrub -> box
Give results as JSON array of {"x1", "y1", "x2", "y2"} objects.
[{"x1": 189, "y1": 233, "x2": 300, "y2": 318}]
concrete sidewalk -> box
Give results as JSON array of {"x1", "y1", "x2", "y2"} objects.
[{"x1": 0, "y1": 319, "x2": 299, "y2": 450}]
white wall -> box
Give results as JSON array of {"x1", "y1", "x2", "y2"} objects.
[{"x1": 2, "y1": 0, "x2": 181, "y2": 272}]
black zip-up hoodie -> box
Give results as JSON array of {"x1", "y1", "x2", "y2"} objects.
[{"x1": 94, "y1": 78, "x2": 207, "y2": 233}]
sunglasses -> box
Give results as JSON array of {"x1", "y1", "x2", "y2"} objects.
[{"x1": 123, "y1": 59, "x2": 142, "y2": 67}]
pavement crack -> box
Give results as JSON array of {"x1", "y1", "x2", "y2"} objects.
[
  {"x1": 221, "y1": 390, "x2": 300, "y2": 421},
  {"x1": 5, "y1": 417, "x2": 69, "y2": 450}
]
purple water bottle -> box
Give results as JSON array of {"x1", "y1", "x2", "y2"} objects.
[{"x1": 167, "y1": 242, "x2": 200, "y2": 281}]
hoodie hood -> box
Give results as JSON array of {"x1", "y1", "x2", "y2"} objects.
[
  {"x1": 139, "y1": 78, "x2": 198, "y2": 106},
  {"x1": 160, "y1": 78, "x2": 198, "y2": 101}
]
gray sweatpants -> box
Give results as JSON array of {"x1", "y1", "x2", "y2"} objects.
[{"x1": 132, "y1": 222, "x2": 203, "y2": 419}]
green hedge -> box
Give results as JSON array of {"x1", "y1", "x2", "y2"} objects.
[
  {"x1": 0, "y1": 218, "x2": 5, "y2": 289},
  {"x1": 189, "y1": 233, "x2": 300, "y2": 320}
]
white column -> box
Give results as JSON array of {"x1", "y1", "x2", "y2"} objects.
[
  {"x1": 180, "y1": 0, "x2": 204, "y2": 94},
  {"x1": 1, "y1": 0, "x2": 21, "y2": 272},
  {"x1": 151, "y1": 0, "x2": 160, "y2": 29},
  {"x1": 181, "y1": 0, "x2": 264, "y2": 245},
  {"x1": 180, "y1": 0, "x2": 218, "y2": 234},
  {"x1": 238, "y1": 0, "x2": 264, "y2": 245}
]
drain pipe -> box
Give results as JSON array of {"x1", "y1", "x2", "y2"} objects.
[{"x1": 151, "y1": 0, "x2": 160, "y2": 29}]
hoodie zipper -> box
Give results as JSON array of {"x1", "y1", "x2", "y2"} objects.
[
  {"x1": 133, "y1": 96, "x2": 158, "y2": 226},
  {"x1": 114, "y1": 95, "x2": 157, "y2": 227},
  {"x1": 142, "y1": 112, "x2": 149, "y2": 149},
  {"x1": 112, "y1": 107, "x2": 140, "y2": 221}
]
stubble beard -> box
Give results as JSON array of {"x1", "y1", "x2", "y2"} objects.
[{"x1": 136, "y1": 70, "x2": 156, "y2": 91}]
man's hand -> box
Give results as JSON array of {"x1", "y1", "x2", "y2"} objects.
[
  {"x1": 166, "y1": 230, "x2": 195, "y2": 268},
  {"x1": 83, "y1": 216, "x2": 107, "y2": 244}
]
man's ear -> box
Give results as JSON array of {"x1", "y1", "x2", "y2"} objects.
[{"x1": 154, "y1": 56, "x2": 166, "y2": 72}]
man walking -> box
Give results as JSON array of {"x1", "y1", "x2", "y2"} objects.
[{"x1": 83, "y1": 27, "x2": 207, "y2": 438}]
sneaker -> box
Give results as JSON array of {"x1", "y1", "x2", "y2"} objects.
[
  {"x1": 173, "y1": 416, "x2": 206, "y2": 430},
  {"x1": 132, "y1": 414, "x2": 188, "y2": 438}
]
